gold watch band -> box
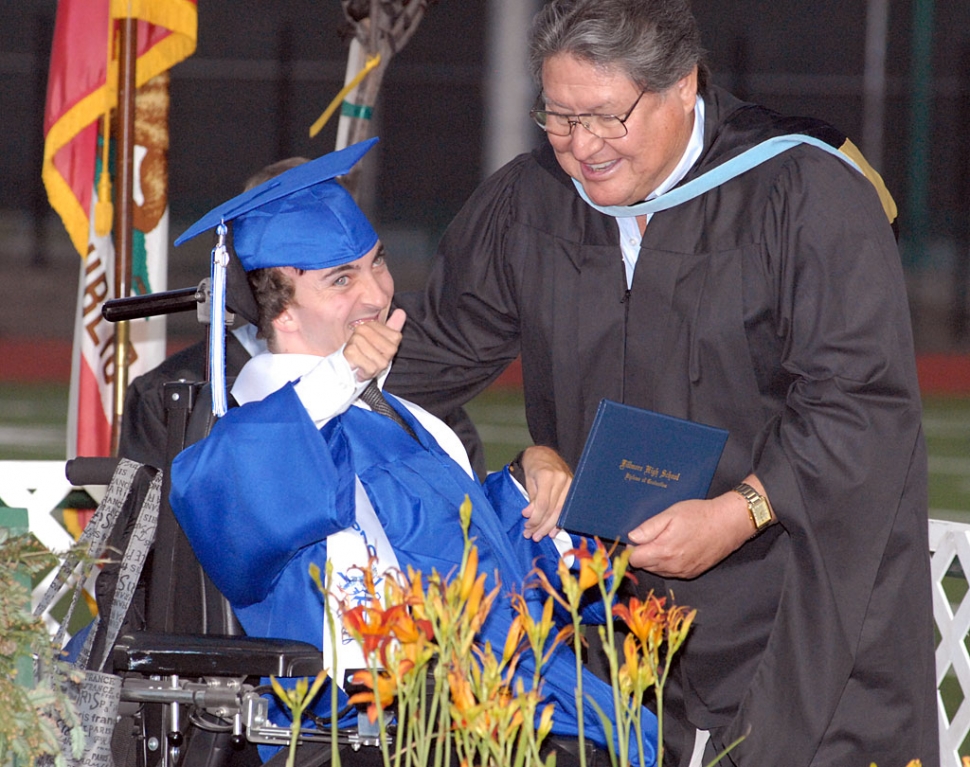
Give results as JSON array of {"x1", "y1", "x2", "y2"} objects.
[{"x1": 735, "y1": 482, "x2": 774, "y2": 534}]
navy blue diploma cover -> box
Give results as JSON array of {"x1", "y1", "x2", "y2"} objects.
[{"x1": 557, "y1": 400, "x2": 729, "y2": 544}]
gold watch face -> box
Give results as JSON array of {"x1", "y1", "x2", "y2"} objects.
[{"x1": 749, "y1": 497, "x2": 772, "y2": 529}]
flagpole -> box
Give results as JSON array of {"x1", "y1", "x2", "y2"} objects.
[
  {"x1": 47, "y1": 0, "x2": 196, "y2": 458},
  {"x1": 111, "y1": 12, "x2": 137, "y2": 456},
  {"x1": 327, "y1": 0, "x2": 430, "y2": 197}
]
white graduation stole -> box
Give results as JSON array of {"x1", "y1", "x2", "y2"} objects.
[{"x1": 322, "y1": 477, "x2": 401, "y2": 688}]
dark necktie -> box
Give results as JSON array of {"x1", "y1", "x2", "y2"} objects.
[{"x1": 359, "y1": 380, "x2": 419, "y2": 442}]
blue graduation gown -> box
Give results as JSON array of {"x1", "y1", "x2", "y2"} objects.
[{"x1": 170, "y1": 383, "x2": 656, "y2": 763}]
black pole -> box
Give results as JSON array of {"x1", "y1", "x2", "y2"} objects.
[
  {"x1": 948, "y1": 41, "x2": 970, "y2": 344},
  {"x1": 30, "y1": 12, "x2": 54, "y2": 268},
  {"x1": 276, "y1": 24, "x2": 295, "y2": 160}
]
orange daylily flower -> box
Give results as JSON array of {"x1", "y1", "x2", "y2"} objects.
[
  {"x1": 564, "y1": 537, "x2": 600, "y2": 591},
  {"x1": 537, "y1": 703, "x2": 556, "y2": 741},
  {"x1": 381, "y1": 571, "x2": 411, "y2": 611},
  {"x1": 531, "y1": 564, "x2": 574, "y2": 613},
  {"x1": 384, "y1": 603, "x2": 427, "y2": 644},
  {"x1": 404, "y1": 567, "x2": 430, "y2": 621},
  {"x1": 449, "y1": 667, "x2": 479, "y2": 717},
  {"x1": 467, "y1": 581, "x2": 502, "y2": 639},
  {"x1": 497, "y1": 684, "x2": 514, "y2": 709},
  {"x1": 359, "y1": 562, "x2": 379, "y2": 598},
  {"x1": 619, "y1": 632, "x2": 656, "y2": 691},
  {"x1": 463, "y1": 570, "x2": 487, "y2": 620},
  {"x1": 502, "y1": 613, "x2": 526, "y2": 664},
  {"x1": 526, "y1": 596, "x2": 565, "y2": 665},
  {"x1": 554, "y1": 623, "x2": 576, "y2": 648},
  {"x1": 667, "y1": 604, "x2": 697, "y2": 655},
  {"x1": 348, "y1": 668, "x2": 400, "y2": 724},
  {"x1": 341, "y1": 604, "x2": 381, "y2": 656},
  {"x1": 341, "y1": 602, "x2": 398, "y2": 666},
  {"x1": 392, "y1": 634, "x2": 435, "y2": 677},
  {"x1": 507, "y1": 591, "x2": 530, "y2": 619},
  {"x1": 459, "y1": 546, "x2": 479, "y2": 602},
  {"x1": 613, "y1": 593, "x2": 665, "y2": 649}
]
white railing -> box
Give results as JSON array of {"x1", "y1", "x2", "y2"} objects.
[
  {"x1": 0, "y1": 460, "x2": 967, "y2": 763},
  {"x1": 930, "y1": 518, "x2": 970, "y2": 767},
  {"x1": 0, "y1": 460, "x2": 97, "y2": 635}
]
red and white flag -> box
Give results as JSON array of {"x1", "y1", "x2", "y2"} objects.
[{"x1": 42, "y1": 0, "x2": 197, "y2": 457}]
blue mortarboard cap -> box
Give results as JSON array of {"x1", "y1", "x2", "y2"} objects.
[
  {"x1": 175, "y1": 137, "x2": 379, "y2": 271},
  {"x1": 175, "y1": 138, "x2": 379, "y2": 418}
]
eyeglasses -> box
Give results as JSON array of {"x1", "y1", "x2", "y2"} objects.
[{"x1": 530, "y1": 91, "x2": 647, "y2": 139}]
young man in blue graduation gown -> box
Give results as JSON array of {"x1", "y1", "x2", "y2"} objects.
[{"x1": 168, "y1": 139, "x2": 656, "y2": 765}]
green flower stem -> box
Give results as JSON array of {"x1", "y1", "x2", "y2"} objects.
[
  {"x1": 655, "y1": 662, "x2": 668, "y2": 767},
  {"x1": 597, "y1": 568, "x2": 631, "y2": 767},
  {"x1": 370, "y1": 656, "x2": 392, "y2": 767},
  {"x1": 325, "y1": 564, "x2": 342, "y2": 767},
  {"x1": 572, "y1": 616, "x2": 588, "y2": 767}
]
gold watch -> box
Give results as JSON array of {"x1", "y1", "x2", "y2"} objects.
[{"x1": 734, "y1": 482, "x2": 774, "y2": 534}]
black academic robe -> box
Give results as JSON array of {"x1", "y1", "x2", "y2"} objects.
[{"x1": 389, "y1": 86, "x2": 938, "y2": 766}]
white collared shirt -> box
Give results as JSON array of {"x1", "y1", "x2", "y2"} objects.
[
  {"x1": 231, "y1": 348, "x2": 473, "y2": 475},
  {"x1": 617, "y1": 94, "x2": 706, "y2": 288}
]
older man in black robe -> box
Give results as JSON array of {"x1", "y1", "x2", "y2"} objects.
[{"x1": 387, "y1": 1, "x2": 938, "y2": 765}]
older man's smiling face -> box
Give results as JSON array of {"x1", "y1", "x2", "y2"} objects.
[{"x1": 541, "y1": 53, "x2": 697, "y2": 208}]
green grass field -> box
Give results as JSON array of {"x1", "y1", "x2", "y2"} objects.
[
  {"x1": 0, "y1": 383, "x2": 72, "y2": 461},
  {"x1": 923, "y1": 395, "x2": 970, "y2": 521},
  {"x1": 2, "y1": 383, "x2": 970, "y2": 522}
]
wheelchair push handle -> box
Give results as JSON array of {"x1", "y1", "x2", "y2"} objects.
[{"x1": 101, "y1": 285, "x2": 203, "y2": 323}]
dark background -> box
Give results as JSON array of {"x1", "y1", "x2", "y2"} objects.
[{"x1": 1, "y1": 0, "x2": 969, "y2": 351}]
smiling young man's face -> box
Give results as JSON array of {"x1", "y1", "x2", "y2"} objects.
[
  {"x1": 540, "y1": 53, "x2": 697, "y2": 208},
  {"x1": 271, "y1": 242, "x2": 394, "y2": 357}
]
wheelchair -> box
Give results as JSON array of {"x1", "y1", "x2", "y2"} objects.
[
  {"x1": 68, "y1": 377, "x2": 392, "y2": 767},
  {"x1": 61, "y1": 277, "x2": 405, "y2": 767}
]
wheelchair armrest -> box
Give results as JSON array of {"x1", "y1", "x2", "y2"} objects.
[{"x1": 113, "y1": 631, "x2": 324, "y2": 678}]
